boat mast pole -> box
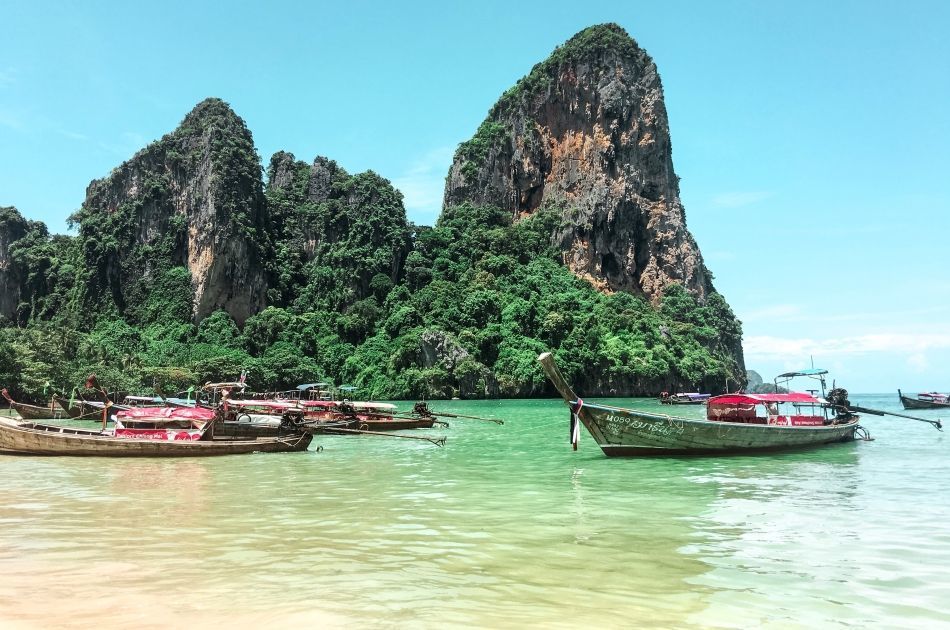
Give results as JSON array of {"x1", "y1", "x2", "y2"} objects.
[{"x1": 538, "y1": 353, "x2": 580, "y2": 404}]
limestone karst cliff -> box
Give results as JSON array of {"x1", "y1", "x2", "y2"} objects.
[
  {"x1": 0, "y1": 206, "x2": 68, "y2": 324},
  {"x1": 2, "y1": 25, "x2": 747, "y2": 398},
  {"x1": 0, "y1": 207, "x2": 28, "y2": 321},
  {"x1": 73, "y1": 98, "x2": 268, "y2": 325},
  {"x1": 264, "y1": 152, "x2": 412, "y2": 310},
  {"x1": 444, "y1": 23, "x2": 712, "y2": 302}
]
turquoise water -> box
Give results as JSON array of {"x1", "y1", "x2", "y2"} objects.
[{"x1": 0, "y1": 395, "x2": 948, "y2": 628}]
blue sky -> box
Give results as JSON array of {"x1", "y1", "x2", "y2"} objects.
[{"x1": 2, "y1": 0, "x2": 948, "y2": 392}]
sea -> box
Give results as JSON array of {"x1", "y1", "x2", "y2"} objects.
[{"x1": 0, "y1": 394, "x2": 947, "y2": 629}]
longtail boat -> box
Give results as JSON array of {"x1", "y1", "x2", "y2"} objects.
[
  {"x1": 0, "y1": 403, "x2": 314, "y2": 456},
  {"x1": 538, "y1": 353, "x2": 864, "y2": 456},
  {"x1": 0, "y1": 418, "x2": 313, "y2": 457},
  {"x1": 658, "y1": 392, "x2": 710, "y2": 405},
  {"x1": 214, "y1": 400, "x2": 437, "y2": 436},
  {"x1": 299, "y1": 400, "x2": 436, "y2": 430},
  {"x1": 1, "y1": 389, "x2": 63, "y2": 420},
  {"x1": 898, "y1": 390, "x2": 950, "y2": 410},
  {"x1": 0, "y1": 417, "x2": 313, "y2": 456}
]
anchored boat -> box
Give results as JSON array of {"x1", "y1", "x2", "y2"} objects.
[
  {"x1": 658, "y1": 392, "x2": 710, "y2": 405},
  {"x1": 898, "y1": 390, "x2": 950, "y2": 410},
  {"x1": 0, "y1": 403, "x2": 313, "y2": 456},
  {"x1": 538, "y1": 353, "x2": 865, "y2": 457},
  {"x1": 1, "y1": 389, "x2": 63, "y2": 420}
]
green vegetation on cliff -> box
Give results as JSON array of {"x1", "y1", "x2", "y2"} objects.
[
  {"x1": 495, "y1": 23, "x2": 647, "y2": 114},
  {"x1": 1, "y1": 80, "x2": 743, "y2": 401},
  {"x1": 1, "y1": 180, "x2": 742, "y2": 401}
]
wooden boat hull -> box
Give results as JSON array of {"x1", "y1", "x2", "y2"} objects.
[
  {"x1": 11, "y1": 401, "x2": 63, "y2": 420},
  {"x1": 899, "y1": 394, "x2": 949, "y2": 410},
  {"x1": 576, "y1": 401, "x2": 858, "y2": 456},
  {"x1": 313, "y1": 417, "x2": 436, "y2": 433},
  {"x1": 214, "y1": 420, "x2": 284, "y2": 439},
  {"x1": 0, "y1": 417, "x2": 313, "y2": 457}
]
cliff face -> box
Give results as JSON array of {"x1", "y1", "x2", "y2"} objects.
[
  {"x1": 0, "y1": 207, "x2": 28, "y2": 321},
  {"x1": 444, "y1": 24, "x2": 711, "y2": 301},
  {"x1": 76, "y1": 98, "x2": 267, "y2": 324},
  {"x1": 265, "y1": 152, "x2": 412, "y2": 311}
]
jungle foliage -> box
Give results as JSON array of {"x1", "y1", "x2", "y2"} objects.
[
  {"x1": 1, "y1": 190, "x2": 743, "y2": 402},
  {"x1": 0, "y1": 98, "x2": 744, "y2": 403}
]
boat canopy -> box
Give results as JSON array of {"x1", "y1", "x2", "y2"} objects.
[
  {"x1": 296, "y1": 383, "x2": 325, "y2": 390},
  {"x1": 710, "y1": 392, "x2": 822, "y2": 405},
  {"x1": 776, "y1": 369, "x2": 828, "y2": 378},
  {"x1": 203, "y1": 381, "x2": 247, "y2": 390},
  {"x1": 228, "y1": 400, "x2": 297, "y2": 409},
  {"x1": 301, "y1": 400, "x2": 397, "y2": 410},
  {"x1": 116, "y1": 406, "x2": 215, "y2": 421}
]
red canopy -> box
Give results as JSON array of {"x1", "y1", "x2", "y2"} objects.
[
  {"x1": 116, "y1": 406, "x2": 215, "y2": 421},
  {"x1": 709, "y1": 392, "x2": 821, "y2": 405}
]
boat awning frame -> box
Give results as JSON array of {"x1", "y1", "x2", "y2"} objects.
[{"x1": 710, "y1": 392, "x2": 822, "y2": 405}]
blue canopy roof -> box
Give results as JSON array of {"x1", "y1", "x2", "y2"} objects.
[{"x1": 776, "y1": 369, "x2": 828, "y2": 378}]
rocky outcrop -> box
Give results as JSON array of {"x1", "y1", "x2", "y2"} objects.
[
  {"x1": 417, "y1": 330, "x2": 497, "y2": 398},
  {"x1": 77, "y1": 98, "x2": 267, "y2": 324},
  {"x1": 444, "y1": 24, "x2": 712, "y2": 301},
  {"x1": 265, "y1": 152, "x2": 412, "y2": 310},
  {"x1": 0, "y1": 207, "x2": 28, "y2": 321}
]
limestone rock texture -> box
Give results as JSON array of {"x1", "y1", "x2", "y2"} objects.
[
  {"x1": 77, "y1": 98, "x2": 267, "y2": 324},
  {"x1": 0, "y1": 207, "x2": 28, "y2": 321},
  {"x1": 444, "y1": 24, "x2": 712, "y2": 302},
  {"x1": 264, "y1": 151, "x2": 413, "y2": 309}
]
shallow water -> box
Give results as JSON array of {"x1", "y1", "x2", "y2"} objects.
[{"x1": 1, "y1": 395, "x2": 947, "y2": 628}]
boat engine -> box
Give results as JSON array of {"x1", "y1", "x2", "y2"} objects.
[
  {"x1": 826, "y1": 387, "x2": 854, "y2": 419},
  {"x1": 280, "y1": 409, "x2": 306, "y2": 433},
  {"x1": 413, "y1": 401, "x2": 433, "y2": 418}
]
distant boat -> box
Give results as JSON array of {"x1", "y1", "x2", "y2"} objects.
[
  {"x1": 538, "y1": 353, "x2": 863, "y2": 456},
  {"x1": 898, "y1": 390, "x2": 950, "y2": 410},
  {"x1": 658, "y1": 392, "x2": 710, "y2": 405},
  {"x1": 1, "y1": 389, "x2": 63, "y2": 420}
]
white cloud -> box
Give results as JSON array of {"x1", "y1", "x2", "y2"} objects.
[
  {"x1": 745, "y1": 333, "x2": 950, "y2": 360},
  {"x1": 391, "y1": 146, "x2": 455, "y2": 225},
  {"x1": 711, "y1": 191, "x2": 772, "y2": 208},
  {"x1": 739, "y1": 304, "x2": 950, "y2": 326}
]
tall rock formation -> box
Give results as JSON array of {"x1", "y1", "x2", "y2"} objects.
[
  {"x1": 74, "y1": 98, "x2": 267, "y2": 324},
  {"x1": 0, "y1": 207, "x2": 28, "y2": 322},
  {"x1": 265, "y1": 152, "x2": 412, "y2": 311},
  {"x1": 0, "y1": 206, "x2": 68, "y2": 324},
  {"x1": 444, "y1": 24, "x2": 711, "y2": 301}
]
